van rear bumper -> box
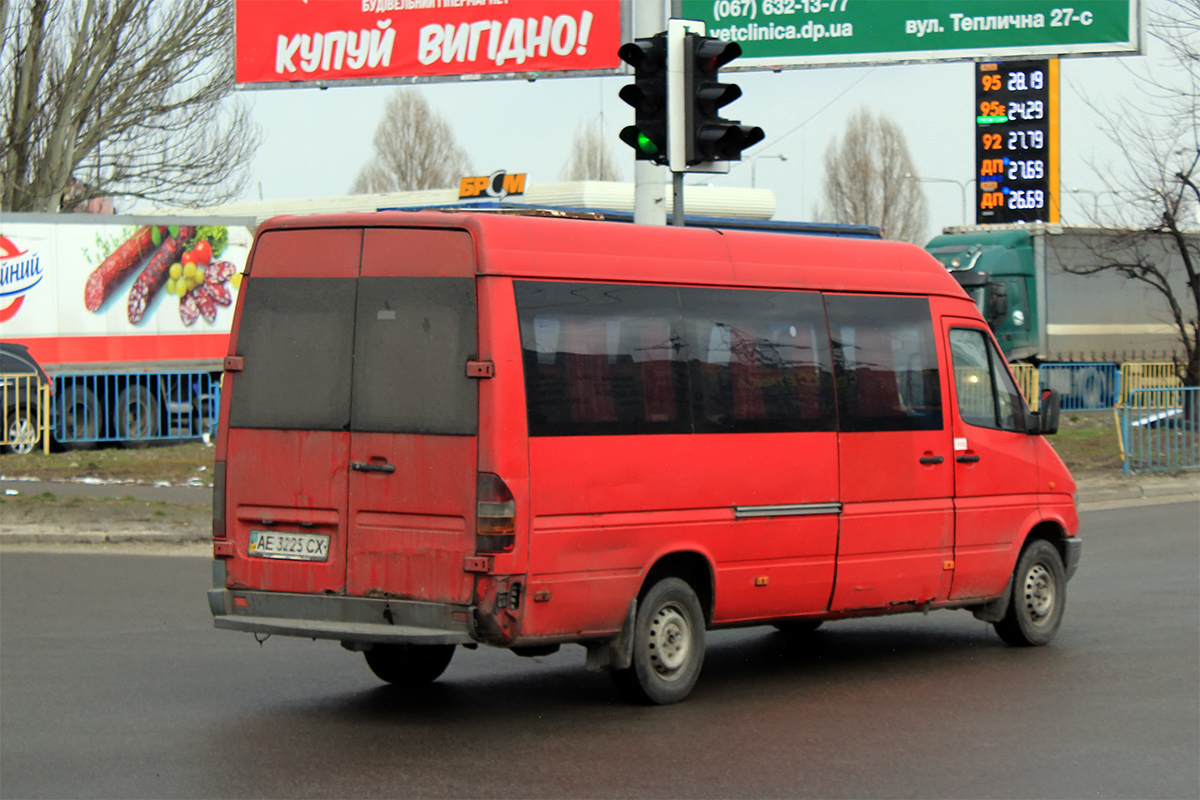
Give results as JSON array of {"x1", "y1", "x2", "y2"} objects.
[{"x1": 208, "y1": 589, "x2": 475, "y2": 645}]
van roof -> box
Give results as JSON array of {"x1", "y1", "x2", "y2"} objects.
[{"x1": 255, "y1": 211, "x2": 968, "y2": 299}]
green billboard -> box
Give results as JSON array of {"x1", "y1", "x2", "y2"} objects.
[{"x1": 678, "y1": 0, "x2": 1141, "y2": 68}]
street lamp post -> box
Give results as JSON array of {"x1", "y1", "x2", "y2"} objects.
[
  {"x1": 751, "y1": 154, "x2": 787, "y2": 188},
  {"x1": 1068, "y1": 187, "x2": 1100, "y2": 219},
  {"x1": 906, "y1": 173, "x2": 976, "y2": 226}
]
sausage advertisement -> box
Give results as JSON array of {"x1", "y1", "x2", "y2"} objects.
[{"x1": 0, "y1": 216, "x2": 252, "y2": 371}]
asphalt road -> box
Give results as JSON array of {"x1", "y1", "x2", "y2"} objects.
[{"x1": 1, "y1": 502, "x2": 1197, "y2": 799}]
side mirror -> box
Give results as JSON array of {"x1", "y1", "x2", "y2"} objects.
[{"x1": 1029, "y1": 388, "x2": 1060, "y2": 435}]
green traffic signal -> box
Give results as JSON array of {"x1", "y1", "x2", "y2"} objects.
[
  {"x1": 618, "y1": 33, "x2": 669, "y2": 165},
  {"x1": 619, "y1": 125, "x2": 664, "y2": 161}
]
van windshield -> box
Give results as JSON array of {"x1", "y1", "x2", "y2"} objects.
[{"x1": 229, "y1": 276, "x2": 477, "y2": 434}]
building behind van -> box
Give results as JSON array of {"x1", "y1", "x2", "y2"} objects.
[{"x1": 208, "y1": 212, "x2": 1080, "y2": 704}]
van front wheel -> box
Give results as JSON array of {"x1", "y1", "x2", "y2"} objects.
[
  {"x1": 612, "y1": 578, "x2": 706, "y2": 705},
  {"x1": 363, "y1": 643, "x2": 456, "y2": 685},
  {"x1": 994, "y1": 539, "x2": 1066, "y2": 647}
]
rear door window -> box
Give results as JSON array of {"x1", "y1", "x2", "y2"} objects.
[
  {"x1": 228, "y1": 276, "x2": 357, "y2": 431},
  {"x1": 229, "y1": 227, "x2": 477, "y2": 434},
  {"x1": 352, "y1": 277, "x2": 477, "y2": 435}
]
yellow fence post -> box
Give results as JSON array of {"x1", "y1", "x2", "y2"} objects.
[{"x1": 1009, "y1": 363, "x2": 1040, "y2": 413}]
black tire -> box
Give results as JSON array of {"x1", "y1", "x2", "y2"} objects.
[
  {"x1": 57, "y1": 385, "x2": 100, "y2": 450},
  {"x1": 4, "y1": 403, "x2": 40, "y2": 454},
  {"x1": 115, "y1": 385, "x2": 161, "y2": 447},
  {"x1": 773, "y1": 619, "x2": 823, "y2": 635},
  {"x1": 611, "y1": 578, "x2": 706, "y2": 705},
  {"x1": 363, "y1": 644, "x2": 456, "y2": 686},
  {"x1": 994, "y1": 539, "x2": 1067, "y2": 647}
]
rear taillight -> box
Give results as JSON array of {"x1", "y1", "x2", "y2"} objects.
[
  {"x1": 212, "y1": 461, "x2": 227, "y2": 540},
  {"x1": 476, "y1": 472, "x2": 515, "y2": 553}
]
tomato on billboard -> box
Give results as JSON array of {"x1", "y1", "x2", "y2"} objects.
[{"x1": 234, "y1": 0, "x2": 625, "y2": 86}]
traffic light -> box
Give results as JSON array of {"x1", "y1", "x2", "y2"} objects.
[
  {"x1": 617, "y1": 34, "x2": 669, "y2": 165},
  {"x1": 686, "y1": 36, "x2": 763, "y2": 165}
]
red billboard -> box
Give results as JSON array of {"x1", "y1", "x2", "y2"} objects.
[{"x1": 235, "y1": 0, "x2": 625, "y2": 87}]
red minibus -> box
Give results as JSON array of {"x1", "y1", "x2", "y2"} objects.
[{"x1": 208, "y1": 211, "x2": 1080, "y2": 704}]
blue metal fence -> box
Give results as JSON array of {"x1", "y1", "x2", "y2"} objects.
[
  {"x1": 1120, "y1": 387, "x2": 1200, "y2": 473},
  {"x1": 53, "y1": 372, "x2": 220, "y2": 446},
  {"x1": 1037, "y1": 362, "x2": 1120, "y2": 411}
]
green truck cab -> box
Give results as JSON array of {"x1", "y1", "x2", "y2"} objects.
[{"x1": 926, "y1": 228, "x2": 1039, "y2": 360}]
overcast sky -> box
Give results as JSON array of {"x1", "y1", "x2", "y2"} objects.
[{"x1": 235, "y1": 3, "x2": 1179, "y2": 244}]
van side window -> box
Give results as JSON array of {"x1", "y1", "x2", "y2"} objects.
[
  {"x1": 228, "y1": 277, "x2": 357, "y2": 431},
  {"x1": 681, "y1": 288, "x2": 834, "y2": 433},
  {"x1": 949, "y1": 327, "x2": 1026, "y2": 431},
  {"x1": 826, "y1": 295, "x2": 943, "y2": 432},
  {"x1": 514, "y1": 282, "x2": 834, "y2": 436},
  {"x1": 515, "y1": 282, "x2": 689, "y2": 436}
]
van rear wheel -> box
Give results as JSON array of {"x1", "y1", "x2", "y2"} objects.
[
  {"x1": 611, "y1": 578, "x2": 706, "y2": 705},
  {"x1": 994, "y1": 539, "x2": 1066, "y2": 647},
  {"x1": 363, "y1": 643, "x2": 456, "y2": 685}
]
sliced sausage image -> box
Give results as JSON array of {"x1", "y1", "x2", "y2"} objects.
[
  {"x1": 206, "y1": 261, "x2": 236, "y2": 284},
  {"x1": 202, "y1": 279, "x2": 232, "y2": 307},
  {"x1": 83, "y1": 226, "x2": 162, "y2": 312},
  {"x1": 193, "y1": 283, "x2": 218, "y2": 323},
  {"x1": 179, "y1": 292, "x2": 200, "y2": 326},
  {"x1": 127, "y1": 226, "x2": 195, "y2": 325}
]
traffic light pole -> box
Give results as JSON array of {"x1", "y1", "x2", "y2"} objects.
[{"x1": 633, "y1": 0, "x2": 666, "y2": 226}]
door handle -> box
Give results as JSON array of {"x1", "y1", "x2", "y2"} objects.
[
  {"x1": 956, "y1": 454, "x2": 981, "y2": 464},
  {"x1": 351, "y1": 460, "x2": 395, "y2": 474},
  {"x1": 919, "y1": 455, "x2": 944, "y2": 465}
]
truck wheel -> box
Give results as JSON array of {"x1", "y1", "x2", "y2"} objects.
[
  {"x1": 58, "y1": 386, "x2": 100, "y2": 450},
  {"x1": 4, "y1": 404, "x2": 40, "y2": 454},
  {"x1": 115, "y1": 386, "x2": 161, "y2": 447},
  {"x1": 363, "y1": 644, "x2": 456, "y2": 686},
  {"x1": 994, "y1": 539, "x2": 1066, "y2": 647},
  {"x1": 611, "y1": 577, "x2": 706, "y2": 705}
]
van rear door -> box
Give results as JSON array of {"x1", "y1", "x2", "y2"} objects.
[
  {"x1": 224, "y1": 227, "x2": 361, "y2": 595},
  {"x1": 224, "y1": 226, "x2": 479, "y2": 604},
  {"x1": 344, "y1": 229, "x2": 479, "y2": 604}
]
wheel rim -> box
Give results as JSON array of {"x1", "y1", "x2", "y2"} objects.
[
  {"x1": 648, "y1": 603, "x2": 692, "y2": 681},
  {"x1": 8, "y1": 417, "x2": 37, "y2": 454},
  {"x1": 1023, "y1": 563, "x2": 1056, "y2": 625}
]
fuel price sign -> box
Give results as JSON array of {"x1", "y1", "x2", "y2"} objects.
[{"x1": 976, "y1": 59, "x2": 1060, "y2": 224}]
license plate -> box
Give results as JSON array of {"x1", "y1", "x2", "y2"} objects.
[{"x1": 248, "y1": 530, "x2": 330, "y2": 562}]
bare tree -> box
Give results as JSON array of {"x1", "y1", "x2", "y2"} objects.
[
  {"x1": 1, "y1": 0, "x2": 260, "y2": 212},
  {"x1": 350, "y1": 89, "x2": 471, "y2": 194},
  {"x1": 558, "y1": 119, "x2": 621, "y2": 182},
  {"x1": 815, "y1": 107, "x2": 929, "y2": 243},
  {"x1": 1071, "y1": 0, "x2": 1199, "y2": 385}
]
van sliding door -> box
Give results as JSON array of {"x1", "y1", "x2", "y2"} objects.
[{"x1": 827, "y1": 294, "x2": 956, "y2": 611}]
